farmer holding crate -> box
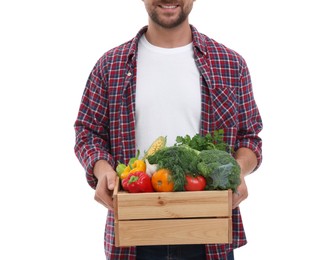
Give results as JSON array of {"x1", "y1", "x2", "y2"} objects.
[{"x1": 74, "y1": 0, "x2": 263, "y2": 259}]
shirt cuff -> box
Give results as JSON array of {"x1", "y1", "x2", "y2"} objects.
[
  {"x1": 85, "y1": 151, "x2": 115, "y2": 189},
  {"x1": 235, "y1": 138, "x2": 262, "y2": 172}
]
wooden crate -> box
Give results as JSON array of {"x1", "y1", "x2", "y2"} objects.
[{"x1": 113, "y1": 178, "x2": 232, "y2": 247}]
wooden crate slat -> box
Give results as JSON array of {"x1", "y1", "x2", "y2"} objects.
[
  {"x1": 115, "y1": 218, "x2": 232, "y2": 247},
  {"x1": 116, "y1": 190, "x2": 232, "y2": 220}
]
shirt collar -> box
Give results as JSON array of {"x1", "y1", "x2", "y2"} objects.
[
  {"x1": 126, "y1": 25, "x2": 207, "y2": 66},
  {"x1": 190, "y1": 24, "x2": 208, "y2": 56}
]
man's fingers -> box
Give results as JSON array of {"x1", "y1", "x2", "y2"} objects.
[
  {"x1": 96, "y1": 199, "x2": 113, "y2": 211},
  {"x1": 94, "y1": 179, "x2": 114, "y2": 210},
  {"x1": 232, "y1": 193, "x2": 241, "y2": 209},
  {"x1": 94, "y1": 191, "x2": 114, "y2": 210},
  {"x1": 107, "y1": 174, "x2": 116, "y2": 190},
  {"x1": 232, "y1": 190, "x2": 247, "y2": 209}
]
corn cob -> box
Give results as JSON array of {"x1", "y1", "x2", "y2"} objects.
[{"x1": 143, "y1": 136, "x2": 167, "y2": 159}]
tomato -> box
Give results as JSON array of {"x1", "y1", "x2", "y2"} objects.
[
  {"x1": 184, "y1": 175, "x2": 206, "y2": 191},
  {"x1": 151, "y1": 169, "x2": 174, "y2": 192}
]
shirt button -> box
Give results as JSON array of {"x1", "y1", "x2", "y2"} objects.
[{"x1": 127, "y1": 72, "x2": 132, "y2": 76}]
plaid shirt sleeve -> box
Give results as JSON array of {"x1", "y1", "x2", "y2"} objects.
[
  {"x1": 74, "y1": 59, "x2": 115, "y2": 189},
  {"x1": 235, "y1": 58, "x2": 263, "y2": 170}
]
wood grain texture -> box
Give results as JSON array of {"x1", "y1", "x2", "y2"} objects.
[
  {"x1": 116, "y1": 190, "x2": 232, "y2": 220},
  {"x1": 115, "y1": 218, "x2": 232, "y2": 247}
]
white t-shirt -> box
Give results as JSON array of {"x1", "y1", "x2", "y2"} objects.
[{"x1": 135, "y1": 35, "x2": 201, "y2": 156}]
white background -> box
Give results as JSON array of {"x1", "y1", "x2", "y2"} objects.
[{"x1": 1, "y1": 0, "x2": 335, "y2": 259}]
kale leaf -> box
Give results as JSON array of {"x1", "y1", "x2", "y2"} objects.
[{"x1": 197, "y1": 150, "x2": 241, "y2": 191}]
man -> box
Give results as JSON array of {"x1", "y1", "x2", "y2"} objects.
[{"x1": 74, "y1": 0, "x2": 263, "y2": 259}]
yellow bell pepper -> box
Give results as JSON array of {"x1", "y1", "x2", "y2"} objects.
[
  {"x1": 129, "y1": 159, "x2": 146, "y2": 173},
  {"x1": 120, "y1": 159, "x2": 146, "y2": 180},
  {"x1": 120, "y1": 165, "x2": 131, "y2": 179}
]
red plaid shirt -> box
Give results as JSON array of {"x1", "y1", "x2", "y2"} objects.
[{"x1": 74, "y1": 25, "x2": 262, "y2": 260}]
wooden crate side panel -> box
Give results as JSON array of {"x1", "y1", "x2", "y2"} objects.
[
  {"x1": 117, "y1": 190, "x2": 232, "y2": 220},
  {"x1": 112, "y1": 180, "x2": 120, "y2": 220},
  {"x1": 115, "y1": 220, "x2": 120, "y2": 247},
  {"x1": 115, "y1": 218, "x2": 232, "y2": 247}
]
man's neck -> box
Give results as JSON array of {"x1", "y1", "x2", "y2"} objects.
[{"x1": 145, "y1": 21, "x2": 192, "y2": 48}]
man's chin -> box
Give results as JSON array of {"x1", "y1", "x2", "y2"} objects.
[{"x1": 151, "y1": 15, "x2": 187, "y2": 29}]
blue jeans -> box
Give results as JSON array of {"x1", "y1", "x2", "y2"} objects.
[{"x1": 136, "y1": 245, "x2": 234, "y2": 260}]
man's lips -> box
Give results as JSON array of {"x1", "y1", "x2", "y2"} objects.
[{"x1": 159, "y1": 4, "x2": 179, "y2": 9}]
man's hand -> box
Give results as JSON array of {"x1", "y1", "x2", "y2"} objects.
[
  {"x1": 232, "y1": 175, "x2": 248, "y2": 209},
  {"x1": 233, "y1": 147, "x2": 258, "y2": 209},
  {"x1": 93, "y1": 160, "x2": 117, "y2": 210}
]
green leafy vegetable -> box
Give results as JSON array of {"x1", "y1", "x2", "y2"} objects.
[
  {"x1": 197, "y1": 149, "x2": 241, "y2": 191},
  {"x1": 175, "y1": 129, "x2": 230, "y2": 152},
  {"x1": 147, "y1": 131, "x2": 241, "y2": 192},
  {"x1": 147, "y1": 146, "x2": 200, "y2": 191}
]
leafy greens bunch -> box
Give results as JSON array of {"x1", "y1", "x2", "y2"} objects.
[
  {"x1": 175, "y1": 129, "x2": 231, "y2": 152},
  {"x1": 197, "y1": 149, "x2": 240, "y2": 191},
  {"x1": 147, "y1": 130, "x2": 241, "y2": 192},
  {"x1": 147, "y1": 145, "x2": 200, "y2": 191}
]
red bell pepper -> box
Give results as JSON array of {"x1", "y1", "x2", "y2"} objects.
[{"x1": 121, "y1": 171, "x2": 154, "y2": 193}]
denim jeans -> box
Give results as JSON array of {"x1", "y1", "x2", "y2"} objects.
[{"x1": 136, "y1": 245, "x2": 234, "y2": 260}]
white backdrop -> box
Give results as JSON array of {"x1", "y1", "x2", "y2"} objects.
[{"x1": 1, "y1": 0, "x2": 335, "y2": 259}]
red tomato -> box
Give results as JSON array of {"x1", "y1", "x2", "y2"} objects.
[{"x1": 184, "y1": 175, "x2": 206, "y2": 191}]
